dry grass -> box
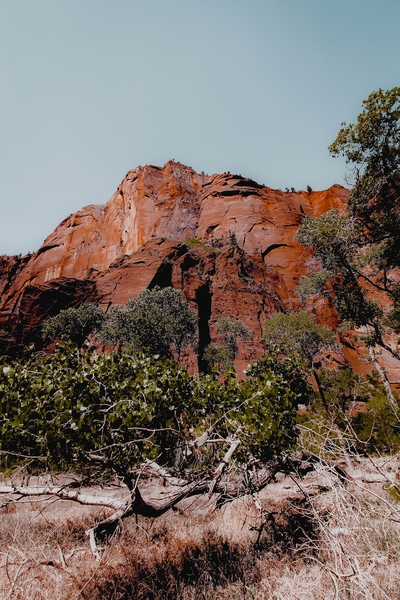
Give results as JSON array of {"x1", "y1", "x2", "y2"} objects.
[{"x1": 1, "y1": 461, "x2": 400, "y2": 599}]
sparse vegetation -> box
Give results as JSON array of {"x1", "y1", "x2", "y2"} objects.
[
  {"x1": 1, "y1": 440, "x2": 400, "y2": 599},
  {"x1": 229, "y1": 231, "x2": 239, "y2": 248},
  {"x1": 203, "y1": 317, "x2": 252, "y2": 371},
  {"x1": 184, "y1": 237, "x2": 210, "y2": 250}
]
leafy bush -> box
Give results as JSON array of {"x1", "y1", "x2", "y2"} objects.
[
  {"x1": 203, "y1": 317, "x2": 252, "y2": 371},
  {"x1": 297, "y1": 367, "x2": 400, "y2": 455},
  {"x1": 99, "y1": 286, "x2": 198, "y2": 358},
  {"x1": 0, "y1": 344, "x2": 310, "y2": 470},
  {"x1": 184, "y1": 237, "x2": 209, "y2": 249},
  {"x1": 42, "y1": 304, "x2": 106, "y2": 346},
  {"x1": 351, "y1": 389, "x2": 400, "y2": 454},
  {"x1": 263, "y1": 311, "x2": 337, "y2": 369}
]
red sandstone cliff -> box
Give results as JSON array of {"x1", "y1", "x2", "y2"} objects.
[{"x1": 2, "y1": 160, "x2": 387, "y2": 378}]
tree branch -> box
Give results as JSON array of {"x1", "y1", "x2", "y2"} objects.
[{"x1": 0, "y1": 485, "x2": 127, "y2": 513}]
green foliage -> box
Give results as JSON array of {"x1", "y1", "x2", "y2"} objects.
[
  {"x1": 202, "y1": 343, "x2": 233, "y2": 372},
  {"x1": 203, "y1": 317, "x2": 252, "y2": 371},
  {"x1": 0, "y1": 344, "x2": 200, "y2": 469},
  {"x1": 42, "y1": 304, "x2": 106, "y2": 346},
  {"x1": 229, "y1": 231, "x2": 239, "y2": 248},
  {"x1": 301, "y1": 366, "x2": 372, "y2": 427},
  {"x1": 217, "y1": 317, "x2": 252, "y2": 339},
  {"x1": 298, "y1": 367, "x2": 400, "y2": 456},
  {"x1": 263, "y1": 312, "x2": 337, "y2": 368},
  {"x1": 296, "y1": 209, "x2": 359, "y2": 271},
  {"x1": 99, "y1": 286, "x2": 198, "y2": 358},
  {"x1": 231, "y1": 350, "x2": 310, "y2": 461},
  {"x1": 329, "y1": 87, "x2": 400, "y2": 169},
  {"x1": 314, "y1": 367, "x2": 371, "y2": 412},
  {"x1": 185, "y1": 237, "x2": 208, "y2": 249},
  {"x1": 351, "y1": 391, "x2": 400, "y2": 455},
  {"x1": 329, "y1": 87, "x2": 400, "y2": 270},
  {"x1": 383, "y1": 304, "x2": 400, "y2": 334},
  {"x1": 296, "y1": 89, "x2": 400, "y2": 352},
  {"x1": 0, "y1": 344, "x2": 310, "y2": 470},
  {"x1": 296, "y1": 210, "x2": 382, "y2": 329},
  {"x1": 184, "y1": 238, "x2": 219, "y2": 253}
]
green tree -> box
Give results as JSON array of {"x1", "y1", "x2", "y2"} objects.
[
  {"x1": 0, "y1": 343, "x2": 308, "y2": 468},
  {"x1": 296, "y1": 209, "x2": 383, "y2": 338},
  {"x1": 203, "y1": 317, "x2": 252, "y2": 371},
  {"x1": 263, "y1": 311, "x2": 337, "y2": 409},
  {"x1": 329, "y1": 87, "x2": 400, "y2": 271},
  {"x1": 42, "y1": 304, "x2": 106, "y2": 346},
  {"x1": 298, "y1": 366, "x2": 400, "y2": 457},
  {"x1": 297, "y1": 88, "x2": 400, "y2": 360},
  {"x1": 295, "y1": 89, "x2": 400, "y2": 416},
  {"x1": 350, "y1": 384, "x2": 400, "y2": 455},
  {"x1": 296, "y1": 210, "x2": 400, "y2": 413},
  {"x1": 99, "y1": 286, "x2": 198, "y2": 358}
]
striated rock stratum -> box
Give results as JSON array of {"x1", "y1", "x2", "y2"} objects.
[{"x1": 2, "y1": 160, "x2": 391, "y2": 377}]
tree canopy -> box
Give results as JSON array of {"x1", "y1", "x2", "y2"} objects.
[
  {"x1": 263, "y1": 311, "x2": 338, "y2": 411},
  {"x1": 203, "y1": 317, "x2": 252, "y2": 371},
  {"x1": 296, "y1": 87, "x2": 400, "y2": 358},
  {"x1": 0, "y1": 343, "x2": 308, "y2": 468},
  {"x1": 42, "y1": 287, "x2": 198, "y2": 358},
  {"x1": 99, "y1": 286, "x2": 198, "y2": 358},
  {"x1": 296, "y1": 209, "x2": 383, "y2": 333},
  {"x1": 263, "y1": 312, "x2": 337, "y2": 369},
  {"x1": 42, "y1": 304, "x2": 106, "y2": 346},
  {"x1": 329, "y1": 87, "x2": 400, "y2": 270}
]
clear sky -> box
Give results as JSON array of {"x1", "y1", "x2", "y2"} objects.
[{"x1": 1, "y1": 0, "x2": 399, "y2": 255}]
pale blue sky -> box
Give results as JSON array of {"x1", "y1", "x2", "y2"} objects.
[{"x1": 1, "y1": 0, "x2": 399, "y2": 255}]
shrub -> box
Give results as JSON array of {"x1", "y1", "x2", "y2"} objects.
[
  {"x1": 99, "y1": 286, "x2": 198, "y2": 358},
  {"x1": 0, "y1": 344, "x2": 309, "y2": 470},
  {"x1": 42, "y1": 304, "x2": 106, "y2": 346}
]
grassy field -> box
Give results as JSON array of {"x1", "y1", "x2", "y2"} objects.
[{"x1": 1, "y1": 454, "x2": 400, "y2": 600}]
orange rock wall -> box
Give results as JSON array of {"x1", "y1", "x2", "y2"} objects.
[
  {"x1": 0, "y1": 160, "x2": 357, "y2": 375},
  {"x1": 1, "y1": 161, "x2": 347, "y2": 298}
]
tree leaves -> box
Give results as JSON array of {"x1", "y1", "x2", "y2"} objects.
[
  {"x1": 99, "y1": 286, "x2": 198, "y2": 358},
  {"x1": 42, "y1": 304, "x2": 106, "y2": 346},
  {"x1": 0, "y1": 343, "x2": 310, "y2": 470},
  {"x1": 296, "y1": 88, "x2": 400, "y2": 356},
  {"x1": 329, "y1": 87, "x2": 400, "y2": 269},
  {"x1": 263, "y1": 312, "x2": 337, "y2": 368},
  {"x1": 203, "y1": 317, "x2": 252, "y2": 371}
]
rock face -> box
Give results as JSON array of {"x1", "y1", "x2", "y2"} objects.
[{"x1": 0, "y1": 160, "x2": 370, "y2": 375}]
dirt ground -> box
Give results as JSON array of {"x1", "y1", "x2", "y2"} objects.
[{"x1": 1, "y1": 456, "x2": 399, "y2": 599}]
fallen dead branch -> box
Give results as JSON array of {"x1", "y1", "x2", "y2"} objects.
[
  {"x1": 2, "y1": 411, "x2": 384, "y2": 561},
  {"x1": 0, "y1": 448, "x2": 345, "y2": 559}
]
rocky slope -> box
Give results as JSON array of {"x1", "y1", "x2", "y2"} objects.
[{"x1": 2, "y1": 160, "x2": 394, "y2": 378}]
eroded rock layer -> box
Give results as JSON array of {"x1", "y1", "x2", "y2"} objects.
[{"x1": 1, "y1": 160, "x2": 369, "y2": 376}]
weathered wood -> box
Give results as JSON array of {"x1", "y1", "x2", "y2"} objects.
[{"x1": 0, "y1": 446, "x2": 346, "y2": 559}]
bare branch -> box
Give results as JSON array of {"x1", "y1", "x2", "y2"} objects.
[
  {"x1": 0, "y1": 485, "x2": 127, "y2": 513},
  {"x1": 143, "y1": 460, "x2": 189, "y2": 487},
  {"x1": 208, "y1": 437, "x2": 241, "y2": 496}
]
